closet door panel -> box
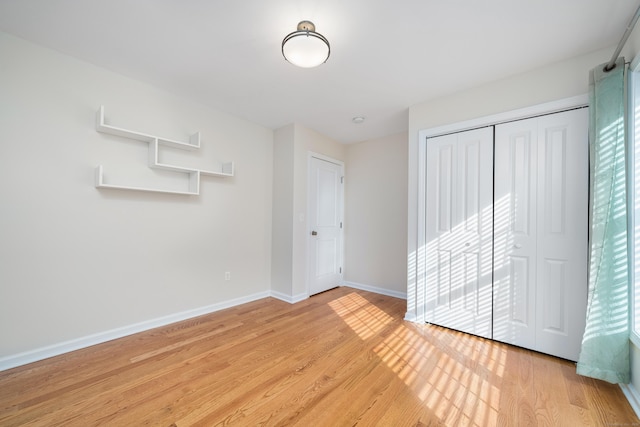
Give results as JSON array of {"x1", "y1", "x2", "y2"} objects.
[
  {"x1": 436, "y1": 249, "x2": 452, "y2": 307},
  {"x1": 425, "y1": 127, "x2": 493, "y2": 339},
  {"x1": 462, "y1": 252, "x2": 481, "y2": 313},
  {"x1": 461, "y1": 139, "x2": 481, "y2": 232},
  {"x1": 494, "y1": 108, "x2": 588, "y2": 361},
  {"x1": 426, "y1": 134, "x2": 457, "y2": 320},
  {"x1": 458, "y1": 131, "x2": 494, "y2": 330},
  {"x1": 494, "y1": 119, "x2": 538, "y2": 349},
  {"x1": 535, "y1": 108, "x2": 588, "y2": 361},
  {"x1": 437, "y1": 145, "x2": 454, "y2": 233},
  {"x1": 540, "y1": 259, "x2": 567, "y2": 332},
  {"x1": 509, "y1": 256, "x2": 531, "y2": 325}
]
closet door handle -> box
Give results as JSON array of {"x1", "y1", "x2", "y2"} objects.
[{"x1": 514, "y1": 244, "x2": 522, "y2": 249}]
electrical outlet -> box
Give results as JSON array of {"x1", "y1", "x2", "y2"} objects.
[{"x1": 225, "y1": 272, "x2": 231, "y2": 281}]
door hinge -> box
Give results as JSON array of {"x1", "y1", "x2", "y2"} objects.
[
  {"x1": 340, "y1": 222, "x2": 343, "y2": 229},
  {"x1": 341, "y1": 176, "x2": 344, "y2": 184}
]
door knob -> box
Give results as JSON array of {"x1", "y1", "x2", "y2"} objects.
[
  {"x1": 514, "y1": 243, "x2": 522, "y2": 249},
  {"x1": 311, "y1": 231, "x2": 318, "y2": 236}
]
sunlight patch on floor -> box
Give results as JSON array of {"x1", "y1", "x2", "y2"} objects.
[
  {"x1": 328, "y1": 292, "x2": 394, "y2": 340},
  {"x1": 331, "y1": 292, "x2": 507, "y2": 426}
]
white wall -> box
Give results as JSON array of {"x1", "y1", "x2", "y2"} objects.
[
  {"x1": 0, "y1": 32, "x2": 273, "y2": 366},
  {"x1": 343, "y1": 132, "x2": 408, "y2": 298},
  {"x1": 271, "y1": 125, "x2": 295, "y2": 297}
]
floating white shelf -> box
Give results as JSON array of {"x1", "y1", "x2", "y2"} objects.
[{"x1": 95, "y1": 105, "x2": 234, "y2": 195}]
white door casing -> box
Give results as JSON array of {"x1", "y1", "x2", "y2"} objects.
[
  {"x1": 425, "y1": 127, "x2": 494, "y2": 339},
  {"x1": 493, "y1": 108, "x2": 588, "y2": 361},
  {"x1": 308, "y1": 154, "x2": 344, "y2": 296}
]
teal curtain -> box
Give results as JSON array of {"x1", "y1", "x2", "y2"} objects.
[{"x1": 576, "y1": 58, "x2": 630, "y2": 384}]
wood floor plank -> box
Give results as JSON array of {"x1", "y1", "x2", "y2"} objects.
[{"x1": 0, "y1": 287, "x2": 637, "y2": 426}]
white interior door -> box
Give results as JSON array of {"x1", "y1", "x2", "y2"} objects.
[
  {"x1": 534, "y1": 109, "x2": 588, "y2": 361},
  {"x1": 308, "y1": 155, "x2": 343, "y2": 296},
  {"x1": 425, "y1": 127, "x2": 494, "y2": 339},
  {"x1": 494, "y1": 108, "x2": 588, "y2": 361},
  {"x1": 493, "y1": 118, "x2": 538, "y2": 349}
]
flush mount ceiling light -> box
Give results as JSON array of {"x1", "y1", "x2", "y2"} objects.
[{"x1": 282, "y1": 20, "x2": 330, "y2": 68}]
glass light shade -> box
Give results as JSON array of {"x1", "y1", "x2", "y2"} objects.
[{"x1": 282, "y1": 21, "x2": 330, "y2": 68}]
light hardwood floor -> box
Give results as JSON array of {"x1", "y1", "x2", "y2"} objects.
[{"x1": 0, "y1": 287, "x2": 637, "y2": 426}]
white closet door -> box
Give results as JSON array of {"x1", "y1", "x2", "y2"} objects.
[
  {"x1": 425, "y1": 127, "x2": 493, "y2": 339},
  {"x1": 494, "y1": 108, "x2": 588, "y2": 361},
  {"x1": 493, "y1": 118, "x2": 538, "y2": 349},
  {"x1": 534, "y1": 109, "x2": 588, "y2": 361}
]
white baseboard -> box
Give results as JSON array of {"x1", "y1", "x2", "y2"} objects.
[
  {"x1": 341, "y1": 281, "x2": 407, "y2": 300},
  {"x1": 620, "y1": 383, "x2": 640, "y2": 419},
  {"x1": 0, "y1": 290, "x2": 271, "y2": 372},
  {"x1": 1, "y1": 283, "x2": 406, "y2": 372},
  {"x1": 270, "y1": 290, "x2": 308, "y2": 304},
  {"x1": 404, "y1": 311, "x2": 417, "y2": 322}
]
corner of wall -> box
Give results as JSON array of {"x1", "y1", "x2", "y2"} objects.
[{"x1": 271, "y1": 124, "x2": 295, "y2": 297}]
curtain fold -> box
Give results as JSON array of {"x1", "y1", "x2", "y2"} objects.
[{"x1": 576, "y1": 58, "x2": 630, "y2": 384}]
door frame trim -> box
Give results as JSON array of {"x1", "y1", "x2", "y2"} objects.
[
  {"x1": 307, "y1": 151, "x2": 345, "y2": 297},
  {"x1": 417, "y1": 94, "x2": 589, "y2": 139},
  {"x1": 406, "y1": 94, "x2": 588, "y2": 323}
]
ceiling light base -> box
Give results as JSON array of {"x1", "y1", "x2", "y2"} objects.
[{"x1": 297, "y1": 21, "x2": 316, "y2": 32}]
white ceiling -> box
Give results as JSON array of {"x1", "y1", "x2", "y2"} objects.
[{"x1": 0, "y1": 0, "x2": 638, "y2": 143}]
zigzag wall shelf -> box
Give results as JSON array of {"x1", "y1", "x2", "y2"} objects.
[{"x1": 95, "y1": 105, "x2": 234, "y2": 195}]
